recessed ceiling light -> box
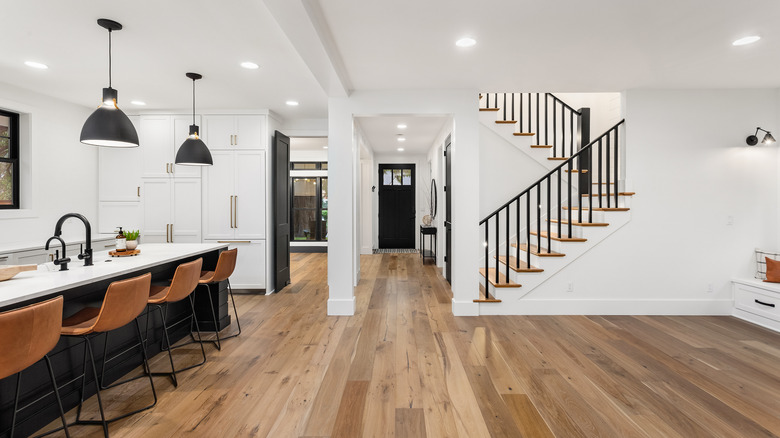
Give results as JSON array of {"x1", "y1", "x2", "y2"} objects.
[
  {"x1": 397, "y1": 124, "x2": 407, "y2": 129},
  {"x1": 397, "y1": 147, "x2": 405, "y2": 152},
  {"x1": 241, "y1": 61, "x2": 259, "y2": 69},
  {"x1": 397, "y1": 137, "x2": 406, "y2": 142},
  {"x1": 323, "y1": 146, "x2": 328, "y2": 149},
  {"x1": 733, "y1": 36, "x2": 761, "y2": 46},
  {"x1": 286, "y1": 100, "x2": 299, "y2": 106},
  {"x1": 456, "y1": 37, "x2": 476, "y2": 48},
  {"x1": 24, "y1": 61, "x2": 48, "y2": 69},
  {"x1": 130, "y1": 100, "x2": 146, "y2": 106}
]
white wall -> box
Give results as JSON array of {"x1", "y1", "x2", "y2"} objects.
[
  {"x1": 290, "y1": 149, "x2": 328, "y2": 162},
  {"x1": 555, "y1": 92, "x2": 622, "y2": 137},
  {"x1": 0, "y1": 82, "x2": 96, "y2": 245},
  {"x1": 523, "y1": 88, "x2": 779, "y2": 314}
]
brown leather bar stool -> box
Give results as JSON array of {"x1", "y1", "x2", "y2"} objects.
[
  {"x1": 145, "y1": 258, "x2": 205, "y2": 387},
  {"x1": 196, "y1": 248, "x2": 239, "y2": 350},
  {"x1": 0, "y1": 296, "x2": 70, "y2": 438},
  {"x1": 60, "y1": 273, "x2": 156, "y2": 437}
]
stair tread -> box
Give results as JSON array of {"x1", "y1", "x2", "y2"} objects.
[
  {"x1": 582, "y1": 192, "x2": 635, "y2": 196},
  {"x1": 563, "y1": 206, "x2": 630, "y2": 212},
  {"x1": 480, "y1": 108, "x2": 500, "y2": 112},
  {"x1": 550, "y1": 219, "x2": 609, "y2": 227},
  {"x1": 476, "y1": 284, "x2": 502, "y2": 302},
  {"x1": 529, "y1": 231, "x2": 587, "y2": 242},
  {"x1": 531, "y1": 145, "x2": 553, "y2": 148},
  {"x1": 547, "y1": 157, "x2": 570, "y2": 161},
  {"x1": 564, "y1": 169, "x2": 589, "y2": 173},
  {"x1": 513, "y1": 132, "x2": 536, "y2": 136},
  {"x1": 495, "y1": 120, "x2": 517, "y2": 124},
  {"x1": 511, "y1": 243, "x2": 566, "y2": 257},
  {"x1": 496, "y1": 256, "x2": 544, "y2": 273},
  {"x1": 479, "y1": 268, "x2": 520, "y2": 288}
]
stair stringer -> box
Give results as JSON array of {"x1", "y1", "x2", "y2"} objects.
[{"x1": 478, "y1": 209, "x2": 632, "y2": 315}]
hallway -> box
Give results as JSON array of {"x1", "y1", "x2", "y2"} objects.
[{"x1": 44, "y1": 252, "x2": 780, "y2": 437}]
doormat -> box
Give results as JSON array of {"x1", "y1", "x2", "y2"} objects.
[{"x1": 373, "y1": 248, "x2": 418, "y2": 254}]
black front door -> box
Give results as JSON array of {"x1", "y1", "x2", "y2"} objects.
[
  {"x1": 272, "y1": 131, "x2": 290, "y2": 292},
  {"x1": 378, "y1": 163, "x2": 415, "y2": 248},
  {"x1": 444, "y1": 136, "x2": 452, "y2": 283}
]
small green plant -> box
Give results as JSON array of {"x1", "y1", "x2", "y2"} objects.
[{"x1": 125, "y1": 230, "x2": 140, "y2": 241}]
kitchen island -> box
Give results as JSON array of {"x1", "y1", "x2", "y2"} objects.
[{"x1": 0, "y1": 243, "x2": 230, "y2": 437}]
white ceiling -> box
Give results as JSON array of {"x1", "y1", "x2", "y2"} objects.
[
  {"x1": 0, "y1": 1, "x2": 328, "y2": 120},
  {"x1": 290, "y1": 136, "x2": 328, "y2": 151},
  {"x1": 355, "y1": 116, "x2": 450, "y2": 155},
  {"x1": 3, "y1": 0, "x2": 779, "y2": 148}
]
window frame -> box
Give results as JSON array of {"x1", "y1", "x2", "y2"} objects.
[
  {"x1": 0, "y1": 109, "x2": 20, "y2": 210},
  {"x1": 290, "y1": 176, "x2": 328, "y2": 242},
  {"x1": 290, "y1": 161, "x2": 327, "y2": 171}
]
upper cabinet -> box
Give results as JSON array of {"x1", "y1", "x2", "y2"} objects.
[
  {"x1": 203, "y1": 115, "x2": 266, "y2": 150},
  {"x1": 98, "y1": 116, "x2": 142, "y2": 202},
  {"x1": 139, "y1": 115, "x2": 202, "y2": 178}
]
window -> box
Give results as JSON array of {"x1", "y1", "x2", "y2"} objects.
[
  {"x1": 382, "y1": 167, "x2": 413, "y2": 186},
  {"x1": 0, "y1": 110, "x2": 19, "y2": 209},
  {"x1": 291, "y1": 161, "x2": 327, "y2": 170},
  {"x1": 291, "y1": 177, "x2": 328, "y2": 241}
]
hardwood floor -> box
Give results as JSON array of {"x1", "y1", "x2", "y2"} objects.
[{"x1": 40, "y1": 253, "x2": 780, "y2": 437}]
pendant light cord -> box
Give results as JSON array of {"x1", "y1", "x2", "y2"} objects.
[
  {"x1": 192, "y1": 79, "x2": 196, "y2": 125},
  {"x1": 107, "y1": 29, "x2": 113, "y2": 88}
]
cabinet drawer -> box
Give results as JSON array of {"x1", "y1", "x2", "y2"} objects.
[{"x1": 734, "y1": 284, "x2": 780, "y2": 322}]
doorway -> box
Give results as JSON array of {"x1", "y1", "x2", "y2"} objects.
[
  {"x1": 444, "y1": 136, "x2": 452, "y2": 283},
  {"x1": 378, "y1": 163, "x2": 415, "y2": 248}
]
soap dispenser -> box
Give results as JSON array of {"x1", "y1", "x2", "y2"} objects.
[{"x1": 115, "y1": 227, "x2": 127, "y2": 252}]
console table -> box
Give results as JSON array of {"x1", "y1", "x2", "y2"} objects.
[{"x1": 420, "y1": 226, "x2": 437, "y2": 264}]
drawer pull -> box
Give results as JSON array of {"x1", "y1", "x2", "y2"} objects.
[
  {"x1": 104, "y1": 244, "x2": 115, "y2": 248},
  {"x1": 755, "y1": 299, "x2": 776, "y2": 308}
]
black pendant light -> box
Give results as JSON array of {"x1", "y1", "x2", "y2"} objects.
[
  {"x1": 175, "y1": 73, "x2": 213, "y2": 166},
  {"x1": 80, "y1": 19, "x2": 139, "y2": 148}
]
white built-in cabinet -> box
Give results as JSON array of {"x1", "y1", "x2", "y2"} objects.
[{"x1": 97, "y1": 112, "x2": 269, "y2": 289}]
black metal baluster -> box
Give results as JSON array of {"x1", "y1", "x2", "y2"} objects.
[
  {"x1": 546, "y1": 176, "x2": 551, "y2": 253},
  {"x1": 598, "y1": 141, "x2": 603, "y2": 208},
  {"x1": 588, "y1": 143, "x2": 593, "y2": 223},
  {"x1": 569, "y1": 111, "x2": 574, "y2": 157},
  {"x1": 527, "y1": 92, "x2": 532, "y2": 134},
  {"x1": 562, "y1": 108, "x2": 566, "y2": 157},
  {"x1": 578, "y1": 166, "x2": 583, "y2": 225},
  {"x1": 536, "y1": 93, "x2": 540, "y2": 145},
  {"x1": 567, "y1": 160, "x2": 573, "y2": 232},
  {"x1": 495, "y1": 213, "x2": 499, "y2": 285},
  {"x1": 536, "y1": 185, "x2": 541, "y2": 253},
  {"x1": 515, "y1": 199, "x2": 520, "y2": 271},
  {"x1": 553, "y1": 103, "x2": 557, "y2": 157},
  {"x1": 519, "y1": 93, "x2": 523, "y2": 131},
  {"x1": 511, "y1": 93, "x2": 515, "y2": 122},
  {"x1": 606, "y1": 135, "x2": 611, "y2": 208},
  {"x1": 544, "y1": 94, "x2": 549, "y2": 147},
  {"x1": 526, "y1": 195, "x2": 531, "y2": 269},
  {"x1": 503, "y1": 93, "x2": 507, "y2": 121},
  {"x1": 484, "y1": 221, "x2": 489, "y2": 299},
  {"x1": 614, "y1": 130, "x2": 619, "y2": 208},
  {"x1": 557, "y1": 168, "x2": 562, "y2": 238},
  {"x1": 505, "y1": 207, "x2": 510, "y2": 282}
]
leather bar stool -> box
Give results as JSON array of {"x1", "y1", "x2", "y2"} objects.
[
  {"x1": 0, "y1": 296, "x2": 70, "y2": 438},
  {"x1": 196, "y1": 248, "x2": 239, "y2": 350},
  {"x1": 146, "y1": 258, "x2": 205, "y2": 387},
  {"x1": 60, "y1": 273, "x2": 156, "y2": 437}
]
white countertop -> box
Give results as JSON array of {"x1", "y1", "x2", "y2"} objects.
[{"x1": 0, "y1": 243, "x2": 227, "y2": 308}]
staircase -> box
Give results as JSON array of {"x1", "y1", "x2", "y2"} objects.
[{"x1": 477, "y1": 93, "x2": 633, "y2": 312}]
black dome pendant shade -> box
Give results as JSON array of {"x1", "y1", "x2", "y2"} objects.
[
  {"x1": 80, "y1": 19, "x2": 139, "y2": 148},
  {"x1": 175, "y1": 73, "x2": 213, "y2": 166}
]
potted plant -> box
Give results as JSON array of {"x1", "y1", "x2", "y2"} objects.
[{"x1": 125, "y1": 230, "x2": 140, "y2": 250}]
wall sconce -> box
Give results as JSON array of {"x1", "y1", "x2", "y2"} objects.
[{"x1": 746, "y1": 127, "x2": 775, "y2": 146}]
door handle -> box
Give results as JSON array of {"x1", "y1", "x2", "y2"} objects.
[
  {"x1": 234, "y1": 195, "x2": 238, "y2": 228},
  {"x1": 230, "y1": 196, "x2": 234, "y2": 228}
]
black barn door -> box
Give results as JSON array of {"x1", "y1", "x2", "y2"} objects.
[
  {"x1": 378, "y1": 163, "x2": 415, "y2": 248},
  {"x1": 444, "y1": 136, "x2": 452, "y2": 283},
  {"x1": 273, "y1": 131, "x2": 291, "y2": 291}
]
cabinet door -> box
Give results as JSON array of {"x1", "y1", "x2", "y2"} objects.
[
  {"x1": 203, "y1": 115, "x2": 236, "y2": 150},
  {"x1": 172, "y1": 178, "x2": 202, "y2": 243},
  {"x1": 142, "y1": 179, "x2": 172, "y2": 243},
  {"x1": 98, "y1": 202, "x2": 142, "y2": 234},
  {"x1": 140, "y1": 116, "x2": 174, "y2": 178},
  {"x1": 207, "y1": 240, "x2": 265, "y2": 289},
  {"x1": 15, "y1": 249, "x2": 49, "y2": 266},
  {"x1": 202, "y1": 151, "x2": 235, "y2": 240},
  {"x1": 234, "y1": 151, "x2": 266, "y2": 239},
  {"x1": 235, "y1": 115, "x2": 266, "y2": 150},
  {"x1": 0, "y1": 253, "x2": 14, "y2": 266},
  {"x1": 98, "y1": 146, "x2": 142, "y2": 201},
  {"x1": 172, "y1": 115, "x2": 203, "y2": 178}
]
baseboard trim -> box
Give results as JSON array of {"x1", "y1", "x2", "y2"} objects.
[
  {"x1": 452, "y1": 298, "x2": 480, "y2": 316},
  {"x1": 328, "y1": 297, "x2": 356, "y2": 316},
  {"x1": 477, "y1": 298, "x2": 734, "y2": 316}
]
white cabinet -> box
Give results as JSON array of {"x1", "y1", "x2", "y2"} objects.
[
  {"x1": 98, "y1": 202, "x2": 143, "y2": 234},
  {"x1": 142, "y1": 178, "x2": 201, "y2": 243},
  {"x1": 203, "y1": 150, "x2": 265, "y2": 240},
  {"x1": 98, "y1": 146, "x2": 142, "y2": 202},
  {"x1": 140, "y1": 115, "x2": 201, "y2": 178},
  {"x1": 0, "y1": 253, "x2": 13, "y2": 266},
  {"x1": 204, "y1": 240, "x2": 266, "y2": 289},
  {"x1": 203, "y1": 115, "x2": 266, "y2": 150}
]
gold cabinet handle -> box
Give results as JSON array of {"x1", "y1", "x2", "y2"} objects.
[
  {"x1": 229, "y1": 196, "x2": 234, "y2": 228},
  {"x1": 170, "y1": 223, "x2": 173, "y2": 243},
  {"x1": 137, "y1": 186, "x2": 140, "y2": 197},
  {"x1": 49, "y1": 254, "x2": 54, "y2": 261},
  {"x1": 104, "y1": 243, "x2": 115, "y2": 248},
  {"x1": 166, "y1": 224, "x2": 170, "y2": 243},
  {"x1": 235, "y1": 134, "x2": 238, "y2": 145},
  {"x1": 234, "y1": 195, "x2": 238, "y2": 228}
]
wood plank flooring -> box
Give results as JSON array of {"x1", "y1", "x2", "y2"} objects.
[{"x1": 39, "y1": 253, "x2": 780, "y2": 437}]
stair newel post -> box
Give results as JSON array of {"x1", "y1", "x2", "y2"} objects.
[
  {"x1": 546, "y1": 176, "x2": 551, "y2": 253},
  {"x1": 526, "y1": 194, "x2": 531, "y2": 269},
  {"x1": 567, "y1": 160, "x2": 573, "y2": 235},
  {"x1": 536, "y1": 185, "x2": 541, "y2": 253},
  {"x1": 495, "y1": 212, "x2": 500, "y2": 286},
  {"x1": 484, "y1": 220, "x2": 489, "y2": 299},
  {"x1": 606, "y1": 134, "x2": 612, "y2": 208},
  {"x1": 515, "y1": 199, "x2": 520, "y2": 271},
  {"x1": 613, "y1": 128, "x2": 619, "y2": 208},
  {"x1": 557, "y1": 168, "x2": 563, "y2": 238},
  {"x1": 598, "y1": 141, "x2": 603, "y2": 208},
  {"x1": 505, "y1": 207, "x2": 510, "y2": 282},
  {"x1": 577, "y1": 108, "x2": 591, "y2": 197}
]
